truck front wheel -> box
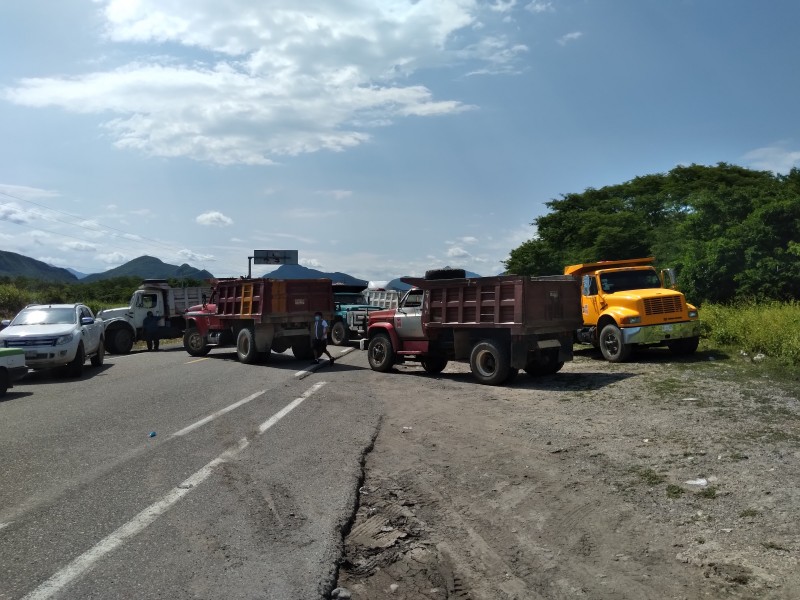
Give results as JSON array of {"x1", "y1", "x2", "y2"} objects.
[
  {"x1": 469, "y1": 340, "x2": 510, "y2": 385},
  {"x1": 599, "y1": 324, "x2": 631, "y2": 362},
  {"x1": 237, "y1": 327, "x2": 259, "y2": 364},
  {"x1": 367, "y1": 333, "x2": 395, "y2": 372},
  {"x1": 331, "y1": 321, "x2": 349, "y2": 346},
  {"x1": 184, "y1": 327, "x2": 211, "y2": 356},
  {"x1": 110, "y1": 328, "x2": 134, "y2": 355}
]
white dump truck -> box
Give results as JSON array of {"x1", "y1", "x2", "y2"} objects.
[{"x1": 98, "y1": 279, "x2": 212, "y2": 354}]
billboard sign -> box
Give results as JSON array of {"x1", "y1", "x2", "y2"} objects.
[{"x1": 252, "y1": 250, "x2": 299, "y2": 265}]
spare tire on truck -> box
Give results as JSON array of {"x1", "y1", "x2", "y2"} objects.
[{"x1": 424, "y1": 268, "x2": 466, "y2": 280}]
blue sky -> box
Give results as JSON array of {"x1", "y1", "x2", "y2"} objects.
[{"x1": 1, "y1": 0, "x2": 798, "y2": 281}]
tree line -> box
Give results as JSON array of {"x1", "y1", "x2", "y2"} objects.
[
  {"x1": 0, "y1": 276, "x2": 207, "y2": 318},
  {"x1": 504, "y1": 163, "x2": 800, "y2": 304}
]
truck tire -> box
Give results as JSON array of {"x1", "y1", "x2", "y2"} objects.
[
  {"x1": 237, "y1": 327, "x2": 259, "y2": 364},
  {"x1": 184, "y1": 327, "x2": 211, "y2": 356},
  {"x1": 421, "y1": 356, "x2": 448, "y2": 374},
  {"x1": 668, "y1": 336, "x2": 699, "y2": 356},
  {"x1": 524, "y1": 350, "x2": 564, "y2": 376},
  {"x1": 90, "y1": 338, "x2": 105, "y2": 367},
  {"x1": 292, "y1": 338, "x2": 315, "y2": 360},
  {"x1": 0, "y1": 370, "x2": 8, "y2": 397},
  {"x1": 271, "y1": 338, "x2": 290, "y2": 354},
  {"x1": 599, "y1": 324, "x2": 632, "y2": 362},
  {"x1": 424, "y1": 268, "x2": 466, "y2": 280},
  {"x1": 111, "y1": 328, "x2": 134, "y2": 355},
  {"x1": 65, "y1": 343, "x2": 85, "y2": 378},
  {"x1": 330, "y1": 321, "x2": 350, "y2": 346},
  {"x1": 367, "y1": 333, "x2": 395, "y2": 372},
  {"x1": 469, "y1": 340, "x2": 511, "y2": 385}
]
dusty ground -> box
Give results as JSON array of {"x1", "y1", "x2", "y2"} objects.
[{"x1": 335, "y1": 345, "x2": 800, "y2": 600}]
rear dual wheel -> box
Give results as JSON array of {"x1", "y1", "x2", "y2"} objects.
[{"x1": 469, "y1": 340, "x2": 510, "y2": 386}]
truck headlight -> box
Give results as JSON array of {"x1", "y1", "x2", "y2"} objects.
[
  {"x1": 622, "y1": 316, "x2": 641, "y2": 324},
  {"x1": 55, "y1": 332, "x2": 75, "y2": 345},
  {"x1": 688, "y1": 310, "x2": 698, "y2": 318}
]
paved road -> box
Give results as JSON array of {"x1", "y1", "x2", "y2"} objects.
[{"x1": 0, "y1": 344, "x2": 381, "y2": 600}]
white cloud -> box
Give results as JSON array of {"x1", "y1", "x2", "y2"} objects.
[
  {"x1": 63, "y1": 241, "x2": 97, "y2": 252},
  {"x1": 0, "y1": 203, "x2": 32, "y2": 224},
  {"x1": 0, "y1": 184, "x2": 60, "y2": 200},
  {"x1": 315, "y1": 189, "x2": 353, "y2": 200},
  {"x1": 526, "y1": 1, "x2": 554, "y2": 14},
  {"x1": 459, "y1": 236, "x2": 478, "y2": 244},
  {"x1": 97, "y1": 251, "x2": 127, "y2": 265},
  {"x1": 490, "y1": 0, "x2": 517, "y2": 13},
  {"x1": 557, "y1": 31, "x2": 583, "y2": 46},
  {"x1": 196, "y1": 211, "x2": 233, "y2": 226},
  {"x1": 300, "y1": 258, "x2": 322, "y2": 268},
  {"x1": 2, "y1": 1, "x2": 530, "y2": 165},
  {"x1": 178, "y1": 248, "x2": 215, "y2": 261},
  {"x1": 742, "y1": 144, "x2": 800, "y2": 174},
  {"x1": 447, "y1": 246, "x2": 471, "y2": 258}
]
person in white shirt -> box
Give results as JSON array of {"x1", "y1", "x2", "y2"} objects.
[{"x1": 310, "y1": 311, "x2": 335, "y2": 365}]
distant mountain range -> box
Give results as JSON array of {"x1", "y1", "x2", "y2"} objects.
[
  {"x1": 80, "y1": 255, "x2": 214, "y2": 283},
  {"x1": 0, "y1": 251, "x2": 212, "y2": 283},
  {"x1": 262, "y1": 264, "x2": 368, "y2": 286},
  {"x1": 0, "y1": 250, "x2": 482, "y2": 287}
]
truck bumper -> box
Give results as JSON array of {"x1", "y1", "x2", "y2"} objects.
[{"x1": 622, "y1": 320, "x2": 702, "y2": 345}]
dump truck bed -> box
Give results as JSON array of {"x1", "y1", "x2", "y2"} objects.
[
  {"x1": 403, "y1": 275, "x2": 582, "y2": 335},
  {"x1": 213, "y1": 278, "x2": 333, "y2": 322}
]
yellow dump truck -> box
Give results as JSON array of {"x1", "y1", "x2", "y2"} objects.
[{"x1": 564, "y1": 258, "x2": 701, "y2": 362}]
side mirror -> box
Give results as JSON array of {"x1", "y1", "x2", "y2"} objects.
[{"x1": 81, "y1": 317, "x2": 95, "y2": 325}]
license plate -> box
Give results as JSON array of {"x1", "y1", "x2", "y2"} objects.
[
  {"x1": 662, "y1": 324, "x2": 673, "y2": 332},
  {"x1": 25, "y1": 351, "x2": 37, "y2": 359}
]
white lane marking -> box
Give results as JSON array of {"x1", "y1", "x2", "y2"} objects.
[
  {"x1": 22, "y1": 382, "x2": 327, "y2": 600},
  {"x1": 294, "y1": 346, "x2": 355, "y2": 379},
  {"x1": 185, "y1": 357, "x2": 209, "y2": 364},
  {"x1": 171, "y1": 390, "x2": 266, "y2": 438}
]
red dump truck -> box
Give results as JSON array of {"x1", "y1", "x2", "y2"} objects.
[
  {"x1": 364, "y1": 273, "x2": 582, "y2": 385},
  {"x1": 183, "y1": 278, "x2": 333, "y2": 363}
]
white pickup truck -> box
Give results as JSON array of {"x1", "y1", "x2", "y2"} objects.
[{"x1": 98, "y1": 279, "x2": 212, "y2": 354}]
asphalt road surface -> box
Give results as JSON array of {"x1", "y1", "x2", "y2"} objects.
[{"x1": 0, "y1": 344, "x2": 380, "y2": 600}]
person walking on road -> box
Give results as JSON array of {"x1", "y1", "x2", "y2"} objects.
[
  {"x1": 311, "y1": 311, "x2": 334, "y2": 365},
  {"x1": 143, "y1": 310, "x2": 160, "y2": 351}
]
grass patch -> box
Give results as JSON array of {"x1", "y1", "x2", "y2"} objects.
[
  {"x1": 666, "y1": 484, "x2": 685, "y2": 499},
  {"x1": 696, "y1": 486, "x2": 718, "y2": 499},
  {"x1": 739, "y1": 508, "x2": 760, "y2": 518},
  {"x1": 702, "y1": 301, "x2": 800, "y2": 367},
  {"x1": 630, "y1": 467, "x2": 666, "y2": 486}
]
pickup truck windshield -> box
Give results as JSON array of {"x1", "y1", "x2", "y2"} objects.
[
  {"x1": 599, "y1": 269, "x2": 662, "y2": 293},
  {"x1": 13, "y1": 308, "x2": 77, "y2": 325}
]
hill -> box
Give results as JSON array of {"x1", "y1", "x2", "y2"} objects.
[
  {"x1": 82, "y1": 255, "x2": 214, "y2": 282},
  {"x1": 262, "y1": 264, "x2": 368, "y2": 286},
  {"x1": 0, "y1": 250, "x2": 78, "y2": 283}
]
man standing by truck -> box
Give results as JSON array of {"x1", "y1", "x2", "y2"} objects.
[
  {"x1": 143, "y1": 311, "x2": 160, "y2": 351},
  {"x1": 311, "y1": 311, "x2": 335, "y2": 365}
]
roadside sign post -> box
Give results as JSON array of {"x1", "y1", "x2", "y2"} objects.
[{"x1": 248, "y1": 250, "x2": 299, "y2": 277}]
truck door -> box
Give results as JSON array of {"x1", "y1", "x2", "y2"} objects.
[
  {"x1": 134, "y1": 291, "x2": 161, "y2": 328},
  {"x1": 395, "y1": 289, "x2": 424, "y2": 339},
  {"x1": 80, "y1": 305, "x2": 102, "y2": 352},
  {"x1": 581, "y1": 275, "x2": 602, "y2": 325}
]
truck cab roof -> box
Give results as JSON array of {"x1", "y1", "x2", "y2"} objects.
[{"x1": 564, "y1": 257, "x2": 655, "y2": 278}]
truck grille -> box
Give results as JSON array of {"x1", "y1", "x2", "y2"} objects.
[
  {"x1": 644, "y1": 296, "x2": 683, "y2": 315},
  {"x1": 4, "y1": 337, "x2": 59, "y2": 348}
]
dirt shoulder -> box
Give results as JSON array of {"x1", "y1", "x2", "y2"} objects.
[{"x1": 336, "y1": 347, "x2": 800, "y2": 600}]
